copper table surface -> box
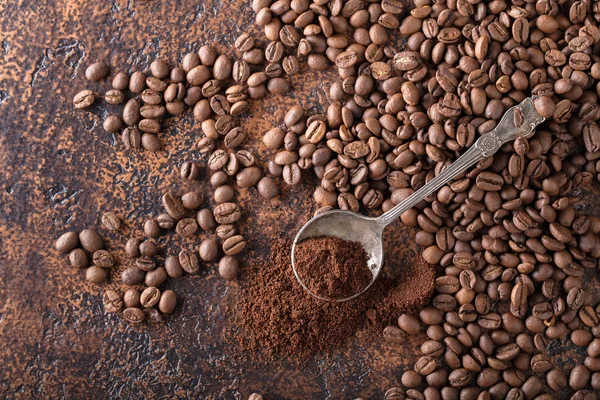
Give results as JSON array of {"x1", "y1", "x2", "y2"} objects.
[{"x1": 0, "y1": 1, "x2": 431, "y2": 398}]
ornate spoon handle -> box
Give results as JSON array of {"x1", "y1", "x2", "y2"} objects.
[{"x1": 377, "y1": 97, "x2": 545, "y2": 228}]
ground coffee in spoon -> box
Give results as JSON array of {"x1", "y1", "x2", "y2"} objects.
[{"x1": 294, "y1": 236, "x2": 373, "y2": 300}]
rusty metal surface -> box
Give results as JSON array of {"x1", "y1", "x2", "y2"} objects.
[{"x1": 0, "y1": 1, "x2": 431, "y2": 398}]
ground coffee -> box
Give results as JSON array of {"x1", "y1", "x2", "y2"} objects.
[
  {"x1": 238, "y1": 235, "x2": 436, "y2": 359},
  {"x1": 294, "y1": 236, "x2": 372, "y2": 300}
]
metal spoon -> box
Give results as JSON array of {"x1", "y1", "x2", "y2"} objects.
[{"x1": 292, "y1": 97, "x2": 545, "y2": 302}]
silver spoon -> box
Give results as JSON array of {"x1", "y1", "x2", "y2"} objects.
[{"x1": 292, "y1": 97, "x2": 545, "y2": 302}]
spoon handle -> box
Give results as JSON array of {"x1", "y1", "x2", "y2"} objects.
[{"x1": 376, "y1": 97, "x2": 545, "y2": 228}]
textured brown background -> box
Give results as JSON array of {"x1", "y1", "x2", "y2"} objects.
[{"x1": 0, "y1": 0, "x2": 430, "y2": 398}]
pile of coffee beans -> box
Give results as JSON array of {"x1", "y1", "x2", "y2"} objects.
[
  {"x1": 102, "y1": 288, "x2": 176, "y2": 324},
  {"x1": 247, "y1": 0, "x2": 600, "y2": 397},
  {"x1": 55, "y1": 229, "x2": 114, "y2": 284}
]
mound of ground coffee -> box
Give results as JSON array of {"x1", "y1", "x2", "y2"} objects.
[
  {"x1": 237, "y1": 237, "x2": 436, "y2": 359},
  {"x1": 294, "y1": 236, "x2": 372, "y2": 300}
]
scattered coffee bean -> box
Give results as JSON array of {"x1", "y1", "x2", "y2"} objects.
[
  {"x1": 103, "y1": 290, "x2": 123, "y2": 313},
  {"x1": 101, "y1": 212, "x2": 121, "y2": 231},
  {"x1": 85, "y1": 61, "x2": 109, "y2": 82},
  {"x1": 123, "y1": 288, "x2": 140, "y2": 308},
  {"x1": 85, "y1": 266, "x2": 107, "y2": 283},
  {"x1": 55, "y1": 231, "x2": 79, "y2": 253},
  {"x1": 79, "y1": 229, "x2": 103, "y2": 253},
  {"x1": 123, "y1": 307, "x2": 145, "y2": 324}
]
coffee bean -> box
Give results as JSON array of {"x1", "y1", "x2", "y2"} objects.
[
  {"x1": 79, "y1": 229, "x2": 103, "y2": 253},
  {"x1": 398, "y1": 314, "x2": 421, "y2": 335},
  {"x1": 383, "y1": 325, "x2": 405, "y2": 343},
  {"x1": 140, "y1": 287, "x2": 161, "y2": 308},
  {"x1": 214, "y1": 202, "x2": 241, "y2": 224},
  {"x1": 122, "y1": 267, "x2": 145, "y2": 285},
  {"x1": 123, "y1": 307, "x2": 145, "y2": 324},
  {"x1": 476, "y1": 172, "x2": 503, "y2": 191},
  {"x1": 93, "y1": 250, "x2": 114, "y2": 268},
  {"x1": 199, "y1": 239, "x2": 218, "y2": 262},
  {"x1": 86, "y1": 266, "x2": 107, "y2": 283},
  {"x1": 223, "y1": 235, "x2": 246, "y2": 255},
  {"x1": 218, "y1": 256, "x2": 239, "y2": 281},
  {"x1": 129, "y1": 71, "x2": 146, "y2": 93},
  {"x1": 176, "y1": 218, "x2": 198, "y2": 238},
  {"x1": 181, "y1": 192, "x2": 204, "y2": 210},
  {"x1": 135, "y1": 256, "x2": 156, "y2": 272},
  {"x1": 102, "y1": 290, "x2": 123, "y2": 313},
  {"x1": 237, "y1": 166, "x2": 262, "y2": 187},
  {"x1": 162, "y1": 192, "x2": 185, "y2": 220},
  {"x1": 105, "y1": 89, "x2": 124, "y2": 105},
  {"x1": 197, "y1": 208, "x2": 217, "y2": 231},
  {"x1": 139, "y1": 240, "x2": 157, "y2": 257},
  {"x1": 56, "y1": 231, "x2": 79, "y2": 253},
  {"x1": 165, "y1": 255, "x2": 183, "y2": 279},
  {"x1": 73, "y1": 90, "x2": 96, "y2": 109},
  {"x1": 411, "y1": 356, "x2": 435, "y2": 377},
  {"x1": 85, "y1": 61, "x2": 109, "y2": 81},
  {"x1": 145, "y1": 267, "x2": 167, "y2": 287},
  {"x1": 69, "y1": 248, "x2": 88, "y2": 268},
  {"x1": 122, "y1": 127, "x2": 141, "y2": 149},
  {"x1": 144, "y1": 218, "x2": 159, "y2": 238},
  {"x1": 448, "y1": 368, "x2": 472, "y2": 388},
  {"x1": 158, "y1": 289, "x2": 176, "y2": 315},
  {"x1": 112, "y1": 72, "x2": 129, "y2": 90},
  {"x1": 179, "y1": 249, "x2": 199, "y2": 274}
]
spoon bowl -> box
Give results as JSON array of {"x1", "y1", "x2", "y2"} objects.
[{"x1": 292, "y1": 210, "x2": 384, "y2": 302}]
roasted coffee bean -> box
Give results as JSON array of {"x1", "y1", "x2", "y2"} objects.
[
  {"x1": 179, "y1": 249, "x2": 199, "y2": 274},
  {"x1": 101, "y1": 212, "x2": 120, "y2": 231},
  {"x1": 73, "y1": 90, "x2": 96, "y2": 109},
  {"x1": 79, "y1": 229, "x2": 103, "y2": 253},
  {"x1": 197, "y1": 208, "x2": 217, "y2": 231},
  {"x1": 139, "y1": 240, "x2": 157, "y2": 257},
  {"x1": 199, "y1": 239, "x2": 218, "y2": 262},
  {"x1": 144, "y1": 218, "x2": 159, "y2": 237},
  {"x1": 93, "y1": 250, "x2": 114, "y2": 268},
  {"x1": 103, "y1": 114, "x2": 122, "y2": 133},
  {"x1": 476, "y1": 172, "x2": 504, "y2": 191},
  {"x1": 122, "y1": 127, "x2": 141, "y2": 149},
  {"x1": 129, "y1": 71, "x2": 146, "y2": 93},
  {"x1": 162, "y1": 192, "x2": 185, "y2": 220},
  {"x1": 85, "y1": 61, "x2": 109, "y2": 81},
  {"x1": 237, "y1": 166, "x2": 262, "y2": 187},
  {"x1": 223, "y1": 235, "x2": 246, "y2": 255},
  {"x1": 121, "y1": 267, "x2": 145, "y2": 286},
  {"x1": 216, "y1": 224, "x2": 236, "y2": 240},
  {"x1": 105, "y1": 89, "x2": 124, "y2": 105},
  {"x1": 165, "y1": 256, "x2": 183, "y2": 279},
  {"x1": 56, "y1": 231, "x2": 79, "y2": 253},
  {"x1": 123, "y1": 307, "x2": 145, "y2": 324},
  {"x1": 86, "y1": 266, "x2": 107, "y2": 283},
  {"x1": 145, "y1": 267, "x2": 167, "y2": 287},
  {"x1": 214, "y1": 202, "x2": 241, "y2": 224},
  {"x1": 112, "y1": 72, "x2": 129, "y2": 90},
  {"x1": 103, "y1": 290, "x2": 123, "y2": 313},
  {"x1": 159, "y1": 290, "x2": 177, "y2": 314},
  {"x1": 69, "y1": 248, "x2": 88, "y2": 268},
  {"x1": 283, "y1": 163, "x2": 301, "y2": 185},
  {"x1": 176, "y1": 218, "x2": 198, "y2": 238},
  {"x1": 140, "y1": 287, "x2": 161, "y2": 308},
  {"x1": 383, "y1": 325, "x2": 405, "y2": 343},
  {"x1": 219, "y1": 256, "x2": 239, "y2": 281},
  {"x1": 135, "y1": 256, "x2": 156, "y2": 272}
]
